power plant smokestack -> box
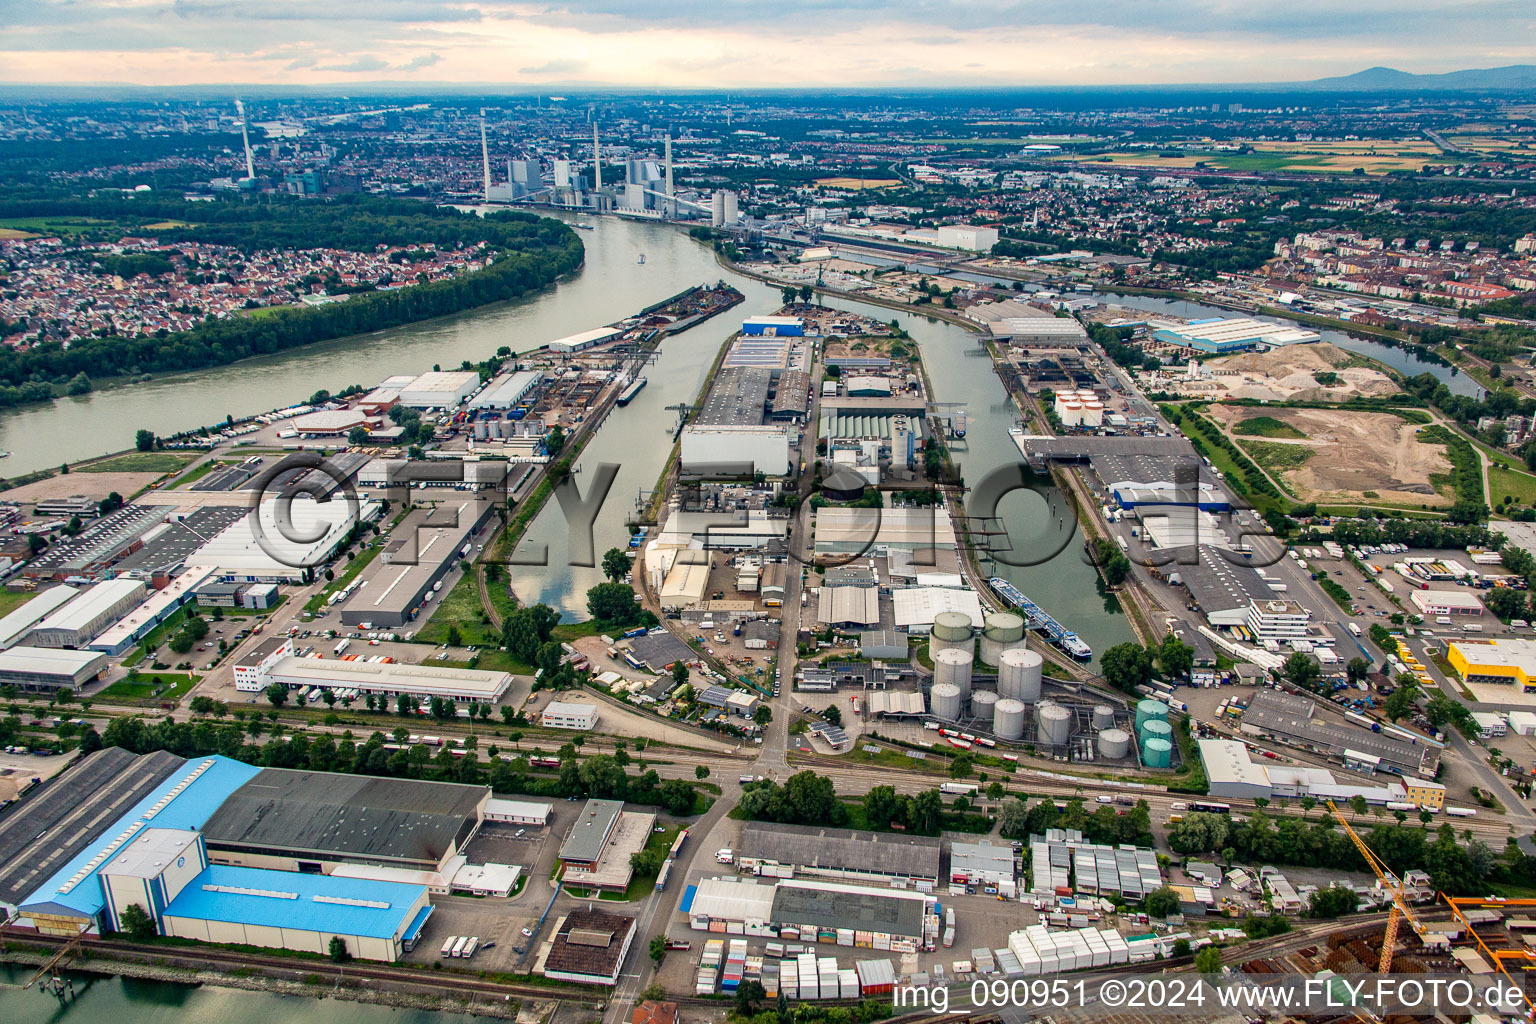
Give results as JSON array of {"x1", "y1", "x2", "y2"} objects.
[
  {"x1": 480, "y1": 109, "x2": 492, "y2": 203},
  {"x1": 664, "y1": 135, "x2": 674, "y2": 218},
  {"x1": 592, "y1": 122, "x2": 602, "y2": 193},
  {"x1": 235, "y1": 99, "x2": 255, "y2": 180}
]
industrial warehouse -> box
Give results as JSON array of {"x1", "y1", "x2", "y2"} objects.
[
  {"x1": 735, "y1": 823, "x2": 942, "y2": 886},
  {"x1": 682, "y1": 876, "x2": 940, "y2": 953},
  {"x1": 337, "y1": 499, "x2": 497, "y2": 628},
  {"x1": 233, "y1": 637, "x2": 513, "y2": 703},
  {"x1": 0, "y1": 751, "x2": 528, "y2": 961}
]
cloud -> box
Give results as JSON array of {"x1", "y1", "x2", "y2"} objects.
[
  {"x1": 285, "y1": 55, "x2": 318, "y2": 70},
  {"x1": 518, "y1": 57, "x2": 586, "y2": 75},
  {"x1": 400, "y1": 52, "x2": 442, "y2": 70},
  {"x1": 317, "y1": 55, "x2": 390, "y2": 72}
]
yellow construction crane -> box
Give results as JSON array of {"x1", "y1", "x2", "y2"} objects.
[{"x1": 1326, "y1": 799, "x2": 1427, "y2": 973}]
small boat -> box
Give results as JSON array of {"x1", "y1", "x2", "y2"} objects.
[
  {"x1": 574, "y1": 223, "x2": 594, "y2": 231},
  {"x1": 0, "y1": 451, "x2": 10, "y2": 459},
  {"x1": 637, "y1": 253, "x2": 646, "y2": 264}
]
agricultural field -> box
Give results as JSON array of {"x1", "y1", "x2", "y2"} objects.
[
  {"x1": 1055, "y1": 138, "x2": 1450, "y2": 175},
  {"x1": 1205, "y1": 404, "x2": 1453, "y2": 507},
  {"x1": 813, "y1": 177, "x2": 902, "y2": 189}
]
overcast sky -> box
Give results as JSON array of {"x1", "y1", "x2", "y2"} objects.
[{"x1": 2, "y1": 1, "x2": 1534, "y2": 88}]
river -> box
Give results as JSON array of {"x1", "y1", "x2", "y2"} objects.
[
  {"x1": 1099, "y1": 292, "x2": 1483, "y2": 398},
  {"x1": 0, "y1": 965, "x2": 496, "y2": 1024}
]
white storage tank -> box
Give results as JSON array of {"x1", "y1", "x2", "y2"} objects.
[
  {"x1": 1057, "y1": 399, "x2": 1083, "y2": 427},
  {"x1": 1037, "y1": 700, "x2": 1072, "y2": 747},
  {"x1": 931, "y1": 682, "x2": 963, "y2": 721},
  {"x1": 1081, "y1": 401, "x2": 1104, "y2": 428},
  {"x1": 994, "y1": 697, "x2": 1026, "y2": 741},
  {"x1": 930, "y1": 611, "x2": 974, "y2": 657},
  {"x1": 997, "y1": 647, "x2": 1043, "y2": 703},
  {"x1": 971, "y1": 689, "x2": 999, "y2": 724},
  {"x1": 979, "y1": 611, "x2": 1026, "y2": 665},
  {"x1": 934, "y1": 647, "x2": 974, "y2": 697},
  {"x1": 1098, "y1": 727, "x2": 1131, "y2": 760},
  {"x1": 1092, "y1": 704, "x2": 1117, "y2": 731}
]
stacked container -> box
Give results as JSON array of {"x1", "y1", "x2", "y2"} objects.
[{"x1": 817, "y1": 956, "x2": 839, "y2": 999}]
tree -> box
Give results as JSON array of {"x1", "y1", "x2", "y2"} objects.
[
  {"x1": 1171, "y1": 938, "x2": 1191, "y2": 958},
  {"x1": 544, "y1": 424, "x2": 566, "y2": 457},
  {"x1": 601, "y1": 547, "x2": 630, "y2": 582},
  {"x1": 649, "y1": 934, "x2": 667, "y2": 967},
  {"x1": 135, "y1": 429, "x2": 156, "y2": 452},
  {"x1": 950, "y1": 753, "x2": 974, "y2": 779},
  {"x1": 1145, "y1": 886, "x2": 1181, "y2": 918},
  {"x1": 586, "y1": 582, "x2": 641, "y2": 625},
  {"x1": 782, "y1": 286, "x2": 798, "y2": 306},
  {"x1": 119, "y1": 902, "x2": 157, "y2": 940},
  {"x1": 735, "y1": 979, "x2": 767, "y2": 1017},
  {"x1": 1158, "y1": 633, "x2": 1194, "y2": 681},
  {"x1": 265, "y1": 682, "x2": 288, "y2": 707},
  {"x1": 823, "y1": 705, "x2": 843, "y2": 728},
  {"x1": 695, "y1": 764, "x2": 710, "y2": 780},
  {"x1": 502, "y1": 603, "x2": 561, "y2": 663},
  {"x1": 1101, "y1": 642, "x2": 1153, "y2": 694},
  {"x1": 446, "y1": 625, "x2": 463, "y2": 647},
  {"x1": 1194, "y1": 946, "x2": 1224, "y2": 973},
  {"x1": 753, "y1": 704, "x2": 773, "y2": 726},
  {"x1": 798, "y1": 284, "x2": 813, "y2": 304},
  {"x1": 1384, "y1": 686, "x2": 1418, "y2": 722},
  {"x1": 1308, "y1": 885, "x2": 1360, "y2": 919},
  {"x1": 998, "y1": 796, "x2": 1029, "y2": 838},
  {"x1": 1282, "y1": 651, "x2": 1321, "y2": 691},
  {"x1": 672, "y1": 660, "x2": 689, "y2": 686},
  {"x1": 1345, "y1": 657, "x2": 1372, "y2": 685},
  {"x1": 328, "y1": 936, "x2": 351, "y2": 962},
  {"x1": 347, "y1": 425, "x2": 369, "y2": 447}
]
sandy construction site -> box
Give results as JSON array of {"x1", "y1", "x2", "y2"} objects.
[
  {"x1": 1147, "y1": 342, "x2": 1400, "y2": 403},
  {"x1": 1205, "y1": 404, "x2": 1453, "y2": 507}
]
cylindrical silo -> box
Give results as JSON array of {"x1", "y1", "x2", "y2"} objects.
[
  {"x1": 1058, "y1": 400, "x2": 1082, "y2": 427},
  {"x1": 971, "y1": 689, "x2": 999, "y2": 724},
  {"x1": 930, "y1": 611, "x2": 974, "y2": 658},
  {"x1": 994, "y1": 698, "x2": 1026, "y2": 741},
  {"x1": 1140, "y1": 718, "x2": 1173, "y2": 759},
  {"x1": 979, "y1": 612, "x2": 1025, "y2": 666},
  {"x1": 474, "y1": 421, "x2": 490, "y2": 441},
  {"x1": 997, "y1": 647, "x2": 1043, "y2": 703},
  {"x1": 934, "y1": 647, "x2": 973, "y2": 698},
  {"x1": 1081, "y1": 401, "x2": 1104, "y2": 428},
  {"x1": 1135, "y1": 698, "x2": 1169, "y2": 732},
  {"x1": 1037, "y1": 700, "x2": 1072, "y2": 747},
  {"x1": 931, "y1": 682, "x2": 963, "y2": 721},
  {"x1": 1092, "y1": 704, "x2": 1117, "y2": 731},
  {"x1": 1098, "y1": 727, "x2": 1131, "y2": 760},
  {"x1": 1143, "y1": 737, "x2": 1173, "y2": 769}
]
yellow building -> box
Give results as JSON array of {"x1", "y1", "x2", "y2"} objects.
[
  {"x1": 1402, "y1": 777, "x2": 1446, "y2": 812},
  {"x1": 1446, "y1": 639, "x2": 1536, "y2": 692}
]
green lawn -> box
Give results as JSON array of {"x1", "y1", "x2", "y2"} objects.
[
  {"x1": 169, "y1": 459, "x2": 225, "y2": 488},
  {"x1": 99, "y1": 672, "x2": 201, "y2": 702},
  {"x1": 304, "y1": 538, "x2": 386, "y2": 613},
  {"x1": 1490, "y1": 464, "x2": 1536, "y2": 509},
  {"x1": 79, "y1": 451, "x2": 198, "y2": 474},
  {"x1": 417, "y1": 570, "x2": 498, "y2": 646},
  {"x1": 0, "y1": 590, "x2": 35, "y2": 618},
  {"x1": 0, "y1": 216, "x2": 114, "y2": 235},
  {"x1": 1233, "y1": 415, "x2": 1307, "y2": 439}
]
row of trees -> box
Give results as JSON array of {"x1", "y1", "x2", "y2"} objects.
[{"x1": 1165, "y1": 809, "x2": 1510, "y2": 896}]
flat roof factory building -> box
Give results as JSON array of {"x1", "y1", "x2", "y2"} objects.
[
  {"x1": 339, "y1": 499, "x2": 495, "y2": 628},
  {"x1": 682, "y1": 875, "x2": 938, "y2": 952},
  {"x1": 541, "y1": 701, "x2": 599, "y2": 730},
  {"x1": 239, "y1": 650, "x2": 513, "y2": 704},
  {"x1": 467, "y1": 370, "x2": 543, "y2": 411},
  {"x1": 736, "y1": 822, "x2": 942, "y2": 886},
  {"x1": 539, "y1": 909, "x2": 637, "y2": 985},
  {"x1": 397, "y1": 371, "x2": 480, "y2": 409},
  {"x1": 1150, "y1": 317, "x2": 1320, "y2": 354},
  {"x1": 201, "y1": 768, "x2": 489, "y2": 874},
  {"x1": 0, "y1": 646, "x2": 110, "y2": 694},
  {"x1": 0, "y1": 585, "x2": 78, "y2": 651},
  {"x1": 27, "y1": 578, "x2": 146, "y2": 649},
  {"x1": 1447, "y1": 638, "x2": 1536, "y2": 690}
]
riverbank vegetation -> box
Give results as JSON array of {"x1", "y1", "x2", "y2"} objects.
[{"x1": 0, "y1": 196, "x2": 583, "y2": 407}]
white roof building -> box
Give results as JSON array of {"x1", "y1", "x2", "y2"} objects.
[
  {"x1": 0, "y1": 584, "x2": 78, "y2": 651},
  {"x1": 1410, "y1": 589, "x2": 1486, "y2": 616},
  {"x1": 29, "y1": 578, "x2": 146, "y2": 649},
  {"x1": 891, "y1": 587, "x2": 985, "y2": 630},
  {"x1": 467, "y1": 370, "x2": 542, "y2": 411},
  {"x1": 397, "y1": 371, "x2": 479, "y2": 409},
  {"x1": 189, "y1": 498, "x2": 382, "y2": 582}
]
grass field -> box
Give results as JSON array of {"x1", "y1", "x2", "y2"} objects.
[
  {"x1": 99, "y1": 672, "x2": 200, "y2": 703},
  {"x1": 1233, "y1": 415, "x2": 1307, "y2": 439},
  {"x1": 417, "y1": 571, "x2": 498, "y2": 646},
  {"x1": 1491, "y1": 464, "x2": 1536, "y2": 509},
  {"x1": 79, "y1": 451, "x2": 198, "y2": 474},
  {"x1": 1056, "y1": 140, "x2": 1447, "y2": 175},
  {"x1": 1242, "y1": 439, "x2": 1316, "y2": 475},
  {"x1": 0, "y1": 590, "x2": 35, "y2": 618},
  {"x1": 813, "y1": 177, "x2": 901, "y2": 189},
  {"x1": 0, "y1": 216, "x2": 115, "y2": 235}
]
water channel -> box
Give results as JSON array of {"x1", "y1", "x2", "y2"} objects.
[{"x1": 0, "y1": 963, "x2": 497, "y2": 1024}]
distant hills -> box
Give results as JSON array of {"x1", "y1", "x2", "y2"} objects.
[{"x1": 1302, "y1": 65, "x2": 1536, "y2": 92}]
